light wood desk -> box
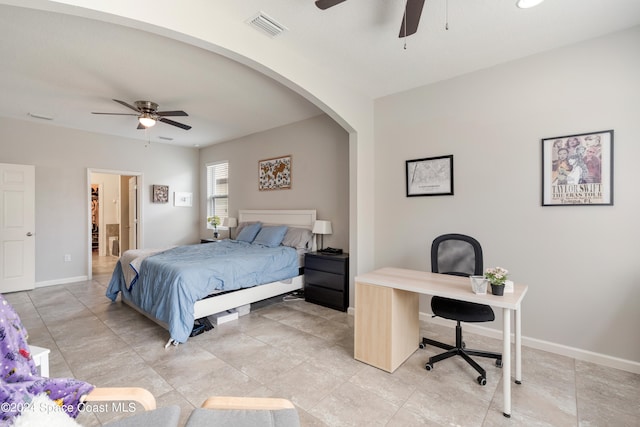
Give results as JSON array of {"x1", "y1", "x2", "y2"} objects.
[{"x1": 354, "y1": 267, "x2": 528, "y2": 418}]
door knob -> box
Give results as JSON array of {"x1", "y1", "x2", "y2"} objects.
[{"x1": 26, "y1": 232, "x2": 33, "y2": 236}]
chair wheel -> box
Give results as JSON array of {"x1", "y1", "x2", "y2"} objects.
[
  {"x1": 425, "y1": 363, "x2": 433, "y2": 371},
  {"x1": 496, "y1": 359, "x2": 503, "y2": 368},
  {"x1": 477, "y1": 376, "x2": 487, "y2": 386},
  {"x1": 461, "y1": 341, "x2": 466, "y2": 349},
  {"x1": 419, "y1": 343, "x2": 425, "y2": 349}
]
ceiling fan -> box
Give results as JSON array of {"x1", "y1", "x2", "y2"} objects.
[
  {"x1": 315, "y1": 0, "x2": 426, "y2": 38},
  {"x1": 92, "y1": 99, "x2": 192, "y2": 130}
]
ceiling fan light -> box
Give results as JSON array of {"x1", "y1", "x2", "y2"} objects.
[
  {"x1": 138, "y1": 114, "x2": 156, "y2": 128},
  {"x1": 516, "y1": 0, "x2": 544, "y2": 8}
]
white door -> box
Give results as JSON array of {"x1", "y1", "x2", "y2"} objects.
[
  {"x1": 0, "y1": 163, "x2": 35, "y2": 293},
  {"x1": 128, "y1": 177, "x2": 138, "y2": 250}
]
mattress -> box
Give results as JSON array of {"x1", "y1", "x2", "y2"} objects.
[{"x1": 106, "y1": 240, "x2": 299, "y2": 342}]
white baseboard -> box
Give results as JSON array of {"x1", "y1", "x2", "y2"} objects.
[
  {"x1": 347, "y1": 306, "x2": 639, "y2": 374},
  {"x1": 35, "y1": 276, "x2": 88, "y2": 288},
  {"x1": 418, "y1": 311, "x2": 640, "y2": 375}
]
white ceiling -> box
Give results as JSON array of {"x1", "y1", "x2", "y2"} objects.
[{"x1": 1, "y1": 1, "x2": 639, "y2": 147}]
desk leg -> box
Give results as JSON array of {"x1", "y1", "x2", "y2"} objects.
[
  {"x1": 515, "y1": 306, "x2": 522, "y2": 385},
  {"x1": 502, "y1": 308, "x2": 511, "y2": 418}
]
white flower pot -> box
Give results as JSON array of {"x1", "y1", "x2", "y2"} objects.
[{"x1": 470, "y1": 276, "x2": 488, "y2": 295}]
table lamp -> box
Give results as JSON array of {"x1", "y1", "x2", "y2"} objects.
[
  {"x1": 222, "y1": 217, "x2": 237, "y2": 239},
  {"x1": 312, "y1": 220, "x2": 332, "y2": 251}
]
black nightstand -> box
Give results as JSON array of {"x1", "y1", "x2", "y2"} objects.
[
  {"x1": 200, "y1": 239, "x2": 218, "y2": 244},
  {"x1": 304, "y1": 252, "x2": 349, "y2": 312}
]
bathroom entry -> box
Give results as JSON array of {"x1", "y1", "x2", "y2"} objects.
[
  {"x1": 90, "y1": 184, "x2": 100, "y2": 253},
  {"x1": 89, "y1": 171, "x2": 140, "y2": 276}
]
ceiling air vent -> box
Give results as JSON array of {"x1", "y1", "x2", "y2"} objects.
[{"x1": 247, "y1": 12, "x2": 287, "y2": 38}]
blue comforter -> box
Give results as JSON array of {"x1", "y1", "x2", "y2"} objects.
[{"x1": 106, "y1": 240, "x2": 299, "y2": 343}]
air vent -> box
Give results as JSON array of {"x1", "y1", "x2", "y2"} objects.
[
  {"x1": 158, "y1": 136, "x2": 174, "y2": 141},
  {"x1": 247, "y1": 12, "x2": 287, "y2": 38}
]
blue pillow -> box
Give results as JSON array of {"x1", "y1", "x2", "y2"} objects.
[
  {"x1": 236, "y1": 222, "x2": 262, "y2": 242},
  {"x1": 252, "y1": 225, "x2": 288, "y2": 248}
]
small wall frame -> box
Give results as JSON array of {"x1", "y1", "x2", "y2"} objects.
[
  {"x1": 174, "y1": 192, "x2": 192, "y2": 207},
  {"x1": 152, "y1": 185, "x2": 169, "y2": 203},
  {"x1": 541, "y1": 130, "x2": 613, "y2": 206},
  {"x1": 406, "y1": 155, "x2": 454, "y2": 197}
]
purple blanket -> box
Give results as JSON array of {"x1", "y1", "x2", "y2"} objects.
[{"x1": 0, "y1": 294, "x2": 94, "y2": 422}]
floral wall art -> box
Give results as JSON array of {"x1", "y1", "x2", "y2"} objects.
[
  {"x1": 258, "y1": 155, "x2": 291, "y2": 191},
  {"x1": 152, "y1": 184, "x2": 169, "y2": 203}
]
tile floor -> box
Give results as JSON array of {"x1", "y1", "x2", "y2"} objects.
[{"x1": 4, "y1": 259, "x2": 639, "y2": 426}]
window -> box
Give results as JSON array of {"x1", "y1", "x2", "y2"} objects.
[{"x1": 206, "y1": 162, "x2": 228, "y2": 227}]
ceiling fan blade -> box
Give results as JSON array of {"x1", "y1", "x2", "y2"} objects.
[
  {"x1": 398, "y1": 0, "x2": 425, "y2": 38},
  {"x1": 315, "y1": 0, "x2": 348, "y2": 10},
  {"x1": 91, "y1": 112, "x2": 138, "y2": 115},
  {"x1": 156, "y1": 110, "x2": 188, "y2": 117},
  {"x1": 159, "y1": 117, "x2": 192, "y2": 130},
  {"x1": 112, "y1": 99, "x2": 141, "y2": 112}
]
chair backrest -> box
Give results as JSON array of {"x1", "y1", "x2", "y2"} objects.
[{"x1": 431, "y1": 233, "x2": 483, "y2": 277}]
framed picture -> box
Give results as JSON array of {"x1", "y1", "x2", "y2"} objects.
[
  {"x1": 259, "y1": 155, "x2": 292, "y2": 191},
  {"x1": 406, "y1": 155, "x2": 454, "y2": 197},
  {"x1": 174, "y1": 192, "x2": 192, "y2": 207},
  {"x1": 541, "y1": 130, "x2": 613, "y2": 206},
  {"x1": 152, "y1": 185, "x2": 169, "y2": 203}
]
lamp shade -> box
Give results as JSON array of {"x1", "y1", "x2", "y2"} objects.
[
  {"x1": 138, "y1": 114, "x2": 156, "y2": 128},
  {"x1": 312, "y1": 220, "x2": 332, "y2": 235},
  {"x1": 222, "y1": 217, "x2": 237, "y2": 228}
]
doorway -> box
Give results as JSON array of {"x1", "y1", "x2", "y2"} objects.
[
  {"x1": 88, "y1": 170, "x2": 141, "y2": 279},
  {"x1": 0, "y1": 163, "x2": 35, "y2": 293}
]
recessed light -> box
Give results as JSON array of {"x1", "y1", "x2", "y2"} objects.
[
  {"x1": 516, "y1": 0, "x2": 544, "y2": 8},
  {"x1": 28, "y1": 112, "x2": 54, "y2": 120}
]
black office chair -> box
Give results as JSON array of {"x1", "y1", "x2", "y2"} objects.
[{"x1": 419, "y1": 233, "x2": 502, "y2": 385}]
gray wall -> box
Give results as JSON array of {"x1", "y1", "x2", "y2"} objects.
[
  {"x1": 0, "y1": 117, "x2": 200, "y2": 284},
  {"x1": 199, "y1": 114, "x2": 350, "y2": 251},
  {"x1": 374, "y1": 27, "x2": 640, "y2": 363}
]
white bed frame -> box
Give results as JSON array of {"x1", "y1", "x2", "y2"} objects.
[
  {"x1": 121, "y1": 209, "x2": 316, "y2": 344},
  {"x1": 192, "y1": 209, "x2": 316, "y2": 318}
]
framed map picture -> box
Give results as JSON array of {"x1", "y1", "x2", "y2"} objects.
[
  {"x1": 541, "y1": 130, "x2": 613, "y2": 206},
  {"x1": 259, "y1": 155, "x2": 292, "y2": 191},
  {"x1": 406, "y1": 155, "x2": 454, "y2": 197}
]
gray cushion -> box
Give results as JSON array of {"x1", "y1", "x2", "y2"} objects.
[
  {"x1": 281, "y1": 227, "x2": 313, "y2": 250},
  {"x1": 185, "y1": 408, "x2": 300, "y2": 427},
  {"x1": 103, "y1": 405, "x2": 181, "y2": 427}
]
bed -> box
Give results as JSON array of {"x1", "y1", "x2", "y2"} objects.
[{"x1": 106, "y1": 209, "x2": 316, "y2": 345}]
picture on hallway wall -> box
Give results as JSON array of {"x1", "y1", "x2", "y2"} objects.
[
  {"x1": 541, "y1": 129, "x2": 613, "y2": 206},
  {"x1": 259, "y1": 155, "x2": 292, "y2": 191},
  {"x1": 406, "y1": 155, "x2": 454, "y2": 197},
  {"x1": 152, "y1": 185, "x2": 169, "y2": 203},
  {"x1": 174, "y1": 192, "x2": 192, "y2": 207}
]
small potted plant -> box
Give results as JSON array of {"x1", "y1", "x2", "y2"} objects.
[
  {"x1": 485, "y1": 266, "x2": 508, "y2": 296},
  {"x1": 207, "y1": 215, "x2": 221, "y2": 239}
]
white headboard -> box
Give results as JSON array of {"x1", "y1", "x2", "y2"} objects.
[
  {"x1": 238, "y1": 209, "x2": 316, "y2": 229},
  {"x1": 238, "y1": 209, "x2": 317, "y2": 251}
]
